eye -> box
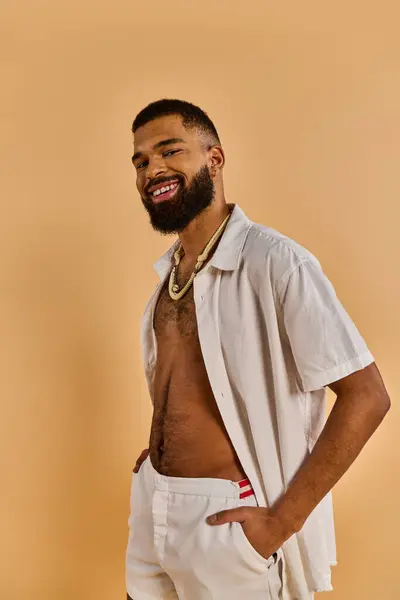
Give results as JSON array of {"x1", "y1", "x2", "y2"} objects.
[
  {"x1": 136, "y1": 160, "x2": 148, "y2": 170},
  {"x1": 164, "y1": 149, "x2": 180, "y2": 157}
]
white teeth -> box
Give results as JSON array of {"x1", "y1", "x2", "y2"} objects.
[{"x1": 153, "y1": 183, "x2": 177, "y2": 197}]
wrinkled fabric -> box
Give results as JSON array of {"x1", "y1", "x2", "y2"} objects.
[
  {"x1": 139, "y1": 203, "x2": 374, "y2": 599},
  {"x1": 126, "y1": 454, "x2": 284, "y2": 599}
]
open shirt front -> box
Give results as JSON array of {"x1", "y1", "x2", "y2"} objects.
[{"x1": 140, "y1": 203, "x2": 374, "y2": 599}]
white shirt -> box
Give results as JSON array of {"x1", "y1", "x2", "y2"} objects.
[{"x1": 140, "y1": 203, "x2": 374, "y2": 599}]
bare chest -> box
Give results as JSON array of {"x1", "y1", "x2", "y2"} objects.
[
  {"x1": 149, "y1": 267, "x2": 246, "y2": 479},
  {"x1": 154, "y1": 273, "x2": 198, "y2": 340}
]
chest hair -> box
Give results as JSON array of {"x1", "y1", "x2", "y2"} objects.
[{"x1": 154, "y1": 266, "x2": 199, "y2": 339}]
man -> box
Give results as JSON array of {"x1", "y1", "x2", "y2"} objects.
[{"x1": 126, "y1": 98, "x2": 391, "y2": 600}]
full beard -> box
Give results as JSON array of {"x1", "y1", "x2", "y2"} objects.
[{"x1": 141, "y1": 164, "x2": 215, "y2": 235}]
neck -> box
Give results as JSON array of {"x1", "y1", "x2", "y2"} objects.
[{"x1": 178, "y1": 200, "x2": 233, "y2": 263}]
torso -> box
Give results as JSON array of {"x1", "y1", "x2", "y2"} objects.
[{"x1": 148, "y1": 257, "x2": 247, "y2": 481}]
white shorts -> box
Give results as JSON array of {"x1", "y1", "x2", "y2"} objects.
[{"x1": 126, "y1": 454, "x2": 284, "y2": 599}]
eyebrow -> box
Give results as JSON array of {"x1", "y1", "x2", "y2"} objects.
[{"x1": 132, "y1": 137, "x2": 186, "y2": 163}]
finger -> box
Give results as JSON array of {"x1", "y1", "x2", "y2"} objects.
[
  {"x1": 138, "y1": 449, "x2": 149, "y2": 462},
  {"x1": 133, "y1": 460, "x2": 142, "y2": 472},
  {"x1": 206, "y1": 507, "x2": 250, "y2": 525},
  {"x1": 133, "y1": 449, "x2": 150, "y2": 472}
]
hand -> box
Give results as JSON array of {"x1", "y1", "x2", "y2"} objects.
[
  {"x1": 133, "y1": 448, "x2": 149, "y2": 473},
  {"x1": 206, "y1": 505, "x2": 289, "y2": 561}
]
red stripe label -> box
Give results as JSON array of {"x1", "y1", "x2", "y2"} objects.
[
  {"x1": 238, "y1": 478, "x2": 251, "y2": 488},
  {"x1": 239, "y1": 488, "x2": 254, "y2": 499}
]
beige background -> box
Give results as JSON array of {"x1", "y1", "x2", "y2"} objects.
[{"x1": 1, "y1": 1, "x2": 398, "y2": 599}]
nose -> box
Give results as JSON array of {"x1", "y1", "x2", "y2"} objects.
[{"x1": 145, "y1": 156, "x2": 167, "y2": 182}]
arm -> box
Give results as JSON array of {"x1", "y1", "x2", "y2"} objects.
[{"x1": 270, "y1": 361, "x2": 391, "y2": 536}]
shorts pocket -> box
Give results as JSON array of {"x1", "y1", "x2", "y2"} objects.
[
  {"x1": 233, "y1": 521, "x2": 278, "y2": 568},
  {"x1": 129, "y1": 462, "x2": 146, "y2": 520},
  {"x1": 232, "y1": 495, "x2": 279, "y2": 569}
]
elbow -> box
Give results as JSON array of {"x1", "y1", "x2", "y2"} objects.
[
  {"x1": 382, "y1": 393, "x2": 391, "y2": 414},
  {"x1": 375, "y1": 391, "x2": 391, "y2": 420}
]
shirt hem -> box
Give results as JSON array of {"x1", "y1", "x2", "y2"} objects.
[{"x1": 301, "y1": 350, "x2": 374, "y2": 392}]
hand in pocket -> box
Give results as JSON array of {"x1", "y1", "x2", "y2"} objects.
[{"x1": 133, "y1": 448, "x2": 149, "y2": 473}]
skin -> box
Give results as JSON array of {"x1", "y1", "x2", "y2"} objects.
[
  {"x1": 206, "y1": 362, "x2": 391, "y2": 562},
  {"x1": 129, "y1": 114, "x2": 391, "y2": 574},
  {"x1": 128, "y1": 113, "x2": 245, "y2": 600},
  {"x1": 132, "y1": 114, "x2": 229, "y2": 261},
  {"x1": 132, "y1": 115, "x2": 247, "y2": 480}
]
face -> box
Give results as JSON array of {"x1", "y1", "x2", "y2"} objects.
[{"x1": 132, "y1": 115, "x2": 217, "y2": 234}]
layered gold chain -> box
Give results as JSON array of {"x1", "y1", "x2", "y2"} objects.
[{"x1": 168, "y1": 210, "x2": 232, "y2": 301}]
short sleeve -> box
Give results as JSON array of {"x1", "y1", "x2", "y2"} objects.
[{"x1": 278, "y1": 258, "x2": 375, "y2": 393}]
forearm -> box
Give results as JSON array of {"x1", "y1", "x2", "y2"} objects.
[{"x1": 270, "y1": 390, "x2": 390, "y2": 536}]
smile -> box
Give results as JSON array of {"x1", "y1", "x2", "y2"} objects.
[{"x1": 150, "y1": 182, "x2": 180, "y2": 203}]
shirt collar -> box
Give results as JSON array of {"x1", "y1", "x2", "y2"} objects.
[{"x1": 153, "y1": 203, "x2": 251, "y2": 281}]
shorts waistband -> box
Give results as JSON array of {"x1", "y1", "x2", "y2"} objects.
[{"x1": 145, "y1": 454, "x2": 255, "y2": 500}]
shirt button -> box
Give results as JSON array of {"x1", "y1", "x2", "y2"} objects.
[
  {"x1": 221, "y1": 392, "x2": 224, "y2": 397},
  {"x1": 201, "y1": 295, "x2": 204, "y2": 301}
]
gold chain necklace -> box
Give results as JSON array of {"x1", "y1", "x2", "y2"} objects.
[{"x1": 168, "y1": 210, "x2": 232, "y2": 301}]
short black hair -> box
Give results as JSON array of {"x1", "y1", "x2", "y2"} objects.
[{"x1": 132, "y1": 98, "x2": 221, "y2": 145}]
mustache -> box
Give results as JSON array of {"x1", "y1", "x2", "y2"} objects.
[{"x1": 144, "y1": 175, "x2": 184, "y2": 195}]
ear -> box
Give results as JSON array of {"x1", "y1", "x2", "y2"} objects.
[{"x1": 208, "y1": 145, "x2": 225, "y2": 176}]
